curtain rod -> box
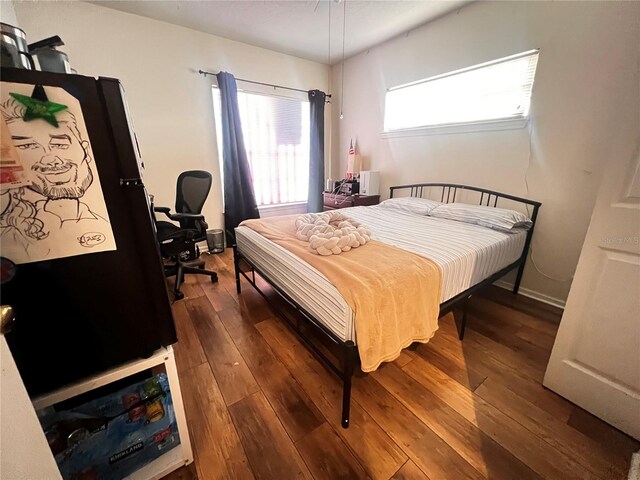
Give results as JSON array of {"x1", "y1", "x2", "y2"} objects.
[{"x1": 198, "y1": 69, "x2": 331, "y2": 98}]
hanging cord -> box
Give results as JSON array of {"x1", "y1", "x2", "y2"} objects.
[
  {"x1": 339, "y1": 0, "x2": 346, "y2": 119},
  {"x1": 524, "y1": 120, "x2": 573, "y2": 283},
  {"x1": 327, "y1": 0, "x2": 331, "y2": 65},
  {"x1": 327, "y1": 0, "x2": 333, "y2": 180}
]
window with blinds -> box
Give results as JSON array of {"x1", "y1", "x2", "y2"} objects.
[
  {"x1": 384, "y1": 49, "x2": 540, "y2": 132},
  {"x1": 213, "y1": 88, "x2": 310, "y2": 206}
]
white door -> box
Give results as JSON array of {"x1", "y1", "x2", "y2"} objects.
[
  {"x1": 1, "y1": 335, "x2": 62, "y2": 479},
  {"x1": 544, "y1": 143, "x2": 640, "y2": 439}
]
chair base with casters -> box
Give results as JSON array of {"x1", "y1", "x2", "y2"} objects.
[
  {"x1": 155, "y1": 216, "x2": 218, "y2": 301},
  {"x1": 163, "y1": 256, "x2": 218, "y2": 301}
]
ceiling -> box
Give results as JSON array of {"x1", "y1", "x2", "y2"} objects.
[{"x1": 90, "y1": 1, "x2": 470, "y2": 65}]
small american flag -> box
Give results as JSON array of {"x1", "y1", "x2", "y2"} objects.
[{"x1": 346, "y1": 139, "x2": 358, "y2": 179}]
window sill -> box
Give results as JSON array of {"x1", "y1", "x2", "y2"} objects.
[
  {"x1": 381, "y1": 117, "x2": 529, "y2": 138},
  {"x1": 258, "y1": 202, "x2": 308, "y2": 218},
  {"x1": 258, "y1": 201, "x2": 307, "y2": 209}
]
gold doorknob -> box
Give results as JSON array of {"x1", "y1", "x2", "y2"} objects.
[{"x1": 0, "y1": 305, "x2": 15, "y2": 335}]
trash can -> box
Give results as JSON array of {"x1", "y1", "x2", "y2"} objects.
[{"x1": 206, "y1": 229, "x2": 224, "y2": 254}]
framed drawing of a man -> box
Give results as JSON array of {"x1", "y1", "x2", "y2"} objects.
[{"x1": 0, "y1": 82, "x2": 116, "y2": 264}]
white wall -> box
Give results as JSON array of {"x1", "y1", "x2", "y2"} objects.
[
  {"x1": 0, "y1": 0, "x2": 18, "y2": 26},
  {"x1": 332, "y1": 1, "x2": 640, "y2": 303},
  {"x1": 14, "y1": 1, "x2": 329, "y2": 230}
]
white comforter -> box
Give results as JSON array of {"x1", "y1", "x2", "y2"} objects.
[{"x1": 236, "y1": 205, "x2": 526, "y2": 342}]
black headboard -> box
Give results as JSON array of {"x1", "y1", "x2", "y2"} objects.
[
  {"x1": 390, "y1": 183, "x2": 541, "y2": 209},
  {"x1": 389, "y1": 182, "x2": 542, "y2": 297}
]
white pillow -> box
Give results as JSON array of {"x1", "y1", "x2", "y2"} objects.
[
  {"x1": 429, "y1": 203, "x2": 532, "y2": 232},
  {"x1": 378, "y1": 197, "x2": 442, "y2": 216}
]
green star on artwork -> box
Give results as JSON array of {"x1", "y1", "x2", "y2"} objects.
[{"x1": 9, "y1": 89, "x2": 68, "y2": 127}]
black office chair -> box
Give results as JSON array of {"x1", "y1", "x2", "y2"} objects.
[{"x1": 153, "y1": 170, "x2": 218, "y2": 300}]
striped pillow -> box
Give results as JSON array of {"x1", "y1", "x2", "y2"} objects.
[
  {"x1": 429, "y1": 203, "x2": 532, "y2": 232},
  {"x1": 378, "y1": 197, "x2": 442, "y2": 216}
]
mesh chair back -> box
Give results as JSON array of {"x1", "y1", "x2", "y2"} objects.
[{"x1": 175, "y1": 170, "x2": 212, "y2": 214}]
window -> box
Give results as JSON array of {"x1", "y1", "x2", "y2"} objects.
[
  {"x1": 213, "y1": 88, "x2": 310, "y2": 206},
  {"x1": 384, "y1": 49, "x2": 540, "y2": 133}
]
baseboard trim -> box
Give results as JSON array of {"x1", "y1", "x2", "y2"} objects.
[
  {"x1": 628, "y1": 452, "x2": 640, "y2": 480},
  {"x1": 494, "y1": 280, "x2": 566, "y2": 309}
]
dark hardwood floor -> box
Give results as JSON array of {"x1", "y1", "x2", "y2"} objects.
[{"x1": 163, "y1": 249, "x2": 638, "y2": 480}]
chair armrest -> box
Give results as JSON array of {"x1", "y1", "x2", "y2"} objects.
[
  {"x1": 160, "y1": 228, "x2": 200, "y2": 241},
  {"x1": 153, "y1": 206, "x2": 176, "y2": 220},
  {"x1": 153, "y1": 207, "x2": 203, "y2": 222},
  {"x1": 169, "y1": 212, "x2": 205, "y2": 221}
]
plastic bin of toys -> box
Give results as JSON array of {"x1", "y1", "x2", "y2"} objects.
[{"x1": 37, "y1": 373, "x2": 180, "y2": 480}]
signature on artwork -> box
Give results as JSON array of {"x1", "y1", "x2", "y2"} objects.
[{"x1": 78, "y1": 232, "x2": 105, "y2": 248}]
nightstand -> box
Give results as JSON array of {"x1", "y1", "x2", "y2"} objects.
[{"x1": 323, "y1": 193, "x2": 380, "y2": 211}]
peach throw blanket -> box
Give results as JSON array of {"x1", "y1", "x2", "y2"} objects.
[{"x1": 240, "y1": 215, "x2": 443, "y2": 372}]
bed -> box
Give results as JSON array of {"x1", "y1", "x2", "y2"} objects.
[{"x1": 233, "y1": 183, "x2": 541, "y2": 428}]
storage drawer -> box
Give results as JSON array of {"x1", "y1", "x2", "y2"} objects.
[
  {"x1": 323, "y1": 193, "x2": 355, "y2": 210},
  {"x1": 322, "y1": 193, "x2": 380, "y2": 211}
]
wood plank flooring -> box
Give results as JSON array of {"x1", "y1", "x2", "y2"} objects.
[{"x1": 163, "y1": 249, "x2": 637, "y2": 480}]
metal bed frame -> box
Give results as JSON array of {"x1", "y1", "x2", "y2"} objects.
[{"x1": 233, "y1": 183, "x2": 541, "y2": 429}]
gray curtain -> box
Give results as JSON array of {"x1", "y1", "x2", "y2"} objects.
[
  {"x1": 217, "y1": 72, "x2": 259, "y2": 244},
  {"x1": 307, "y1": 90, "x2": 326, "y2": 213}
]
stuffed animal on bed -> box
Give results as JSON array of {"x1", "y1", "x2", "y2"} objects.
[{"x1": 295, "y1": 211, "x2": 371, "y2": 256}]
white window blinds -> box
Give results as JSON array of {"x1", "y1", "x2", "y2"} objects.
[
  {"x1": 384, "y1": 49, "x2": 540, "y2": 132},
  {"x1": 213, "y1": 88, "x2": 310, "y2": 206}
]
